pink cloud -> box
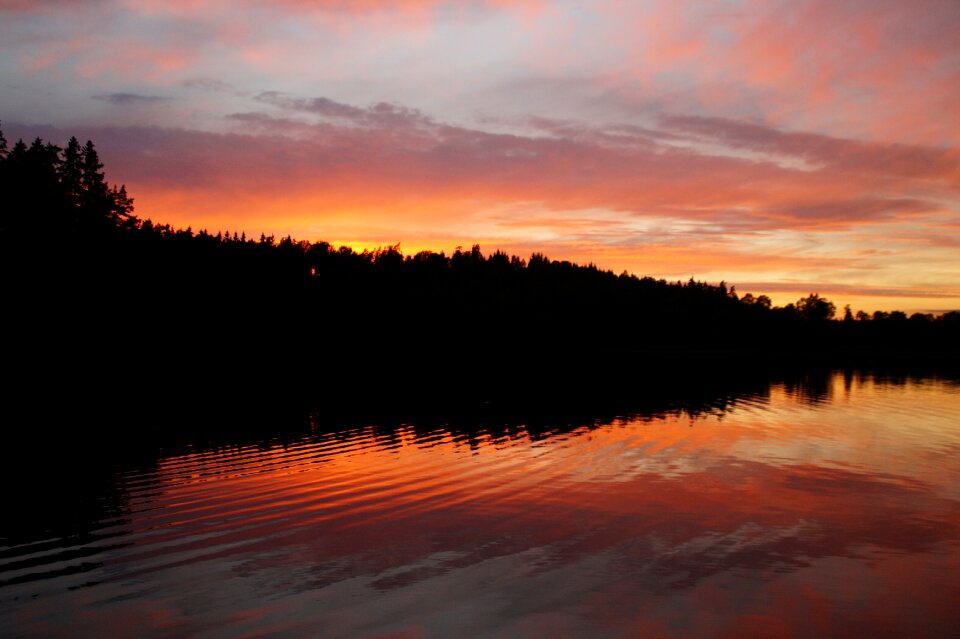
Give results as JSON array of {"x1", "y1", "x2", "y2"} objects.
[
  {"x1": 660, "y1": 115, "x2": 960, "y2": 184},
  {"x1": 718, "y1": 0, "x2": 960, "y2": 144},
  {"x1": 582, "y1": 1, "x2": 960, "y2": 145},
  {"x1": 108, "y1": 0, "x2": 545, "y2": 17},
  {"x1": 12, "y1": 96, "x2": 950, "y2": 236}
]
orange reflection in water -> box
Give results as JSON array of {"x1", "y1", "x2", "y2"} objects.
[
  {"x1": 134, "y1": 377, "x2": 959, "y2": 637},
  {"x1": 2, "y1": 374, "x2": 959, "y2": 638}
]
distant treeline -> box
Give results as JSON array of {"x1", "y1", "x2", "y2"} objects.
[{"x1": 1, "y1": 127, "x2": 957, "y2": 417}]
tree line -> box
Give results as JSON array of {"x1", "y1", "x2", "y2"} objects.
[{"x1": 1, "y1": 126, "x2": 957, "y2": 419}]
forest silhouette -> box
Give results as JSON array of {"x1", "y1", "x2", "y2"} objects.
[{"x1": 2, "y1": 127, "x2": 958, "y2": 427}]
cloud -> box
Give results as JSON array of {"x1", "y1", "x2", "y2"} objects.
[
  {"x1": 660, "y1": 114, "x2": 960, "y2": 184},
  {"x1": 92, "y1": 92, "x2": 171, "y2": 105},
  {"x1": 254, "y1": 91, "x2": 367, "y2": 120},
  {"x1": 184, "y1": 0, "x2": 546, "y2": 15},
  {"x1": 182, "y1": 77, "x2": 247, "y2": 96},
  {"x1": 9, "y1": 86, "x2": 955, "y2": 262},
  {"x1": 15, "y1": 94, "x2": 949, "y2": 238},
  {"x1": 0, "y1": 0, "x2": 542, "y2": 18},
  {"x1": 5, "y1": 0, "x2": 957, "y2": 146},
  {"x1": 0, "y1": 0, "x2": 97, "y2": 11},
  {"x1": 253, "y1": 91, "x2": 435, "y2": 132},
  {"x1": 767, "y1": 198, "x2": 939, "y2": 226}
]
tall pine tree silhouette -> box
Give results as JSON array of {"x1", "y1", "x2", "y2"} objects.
[
  {"x1": 80, "y1": 139, "x2": 109, "y2": 225},
  {"x1": 62, "y1": 137, "x2": 83, "y2": 203}
]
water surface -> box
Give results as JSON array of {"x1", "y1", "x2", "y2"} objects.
[{"x1": 2, "y1": 371, "x2": 959, "y2": 638}]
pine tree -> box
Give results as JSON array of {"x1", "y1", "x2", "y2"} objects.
[
  {"x1": 28, "y1": 138, "x2": 62, "y2": 214},
  {"x1": 79, "y1": 139, "x2": 113, "y2": 226},
  {"x1": 81, "y1": 140, "x2": 107, "y2": 199},
  {"x1": 110, "y1": 183, "x2": 137, "y2": 228},
  {"x1": 9, "y1": 139, "x2": 26, "y2": 159},
  {"x1": 61, "y1": 136, "x2": 83, "y2": 203}
]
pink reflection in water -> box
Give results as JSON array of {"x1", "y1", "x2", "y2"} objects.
[{"x1": 1, "y1": 374, "x2": 959, "y2": 638}]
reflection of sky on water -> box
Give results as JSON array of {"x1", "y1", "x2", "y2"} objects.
[{"x1": 2, "y1": 373, "x2": 959, "y2": 638}]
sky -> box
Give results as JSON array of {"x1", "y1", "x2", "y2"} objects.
[{"x1": 1, "y1": 0, "x2": 958, "y2": 313}]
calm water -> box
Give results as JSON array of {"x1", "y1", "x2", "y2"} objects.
[{"x1": 2, "y1": 372, "x2": 959, "y2": 638}]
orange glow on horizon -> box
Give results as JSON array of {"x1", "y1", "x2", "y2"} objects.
[{"x1": 128, "y1": 185, "x2": 959, "y2": 315}]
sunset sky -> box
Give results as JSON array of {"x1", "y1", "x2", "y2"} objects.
[{"x1": 2, "y1": 0, "x2": 958, "y2": 312}]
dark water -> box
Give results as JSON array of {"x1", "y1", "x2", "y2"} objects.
[{"x1": 2, "y1": 372, "x2": 959, "y2": 638}]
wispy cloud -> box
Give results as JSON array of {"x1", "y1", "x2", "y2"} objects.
[
  {"x1": 254, "y1": 92, "x2": 368, "y2": 120},
  {"x1": 660, "y1": 114, "x2": 960, "y2": 184},
  {"x1": 254, "y1": 91, "x2": 434, "y2": 130},
  {"x1": 183, "y1": 77, "x2": 247, "y2": 96},
  {"x1": 92, "y1": 92, "x2": 171, "y2": 105}
]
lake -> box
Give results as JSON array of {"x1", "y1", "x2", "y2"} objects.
[{"x1": 2, "y1": 369, "x2": 959, "y2": 638}]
